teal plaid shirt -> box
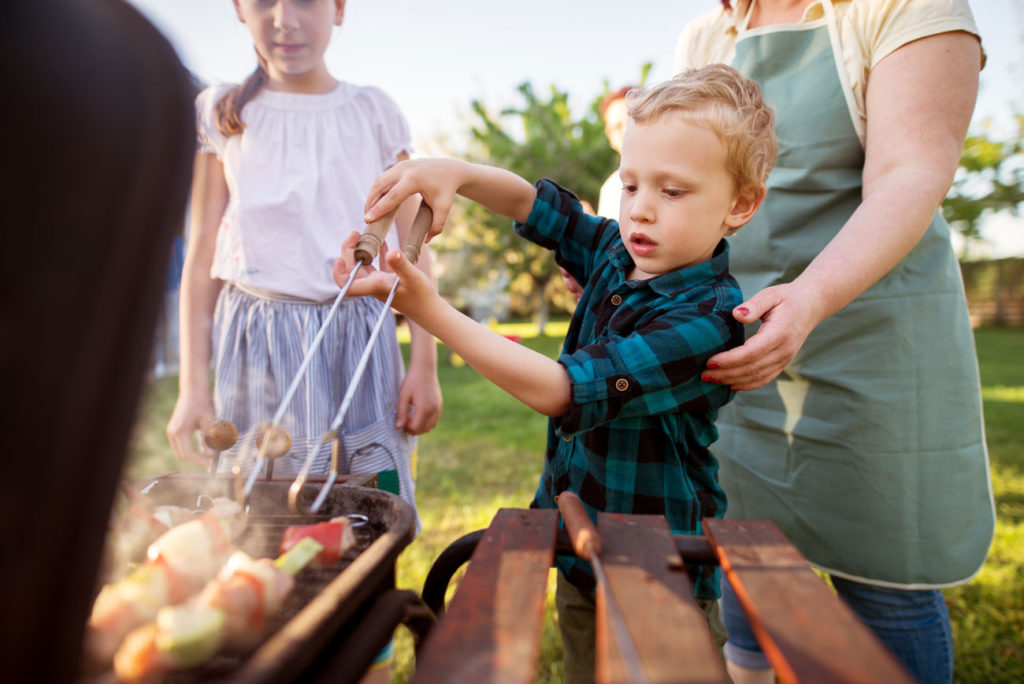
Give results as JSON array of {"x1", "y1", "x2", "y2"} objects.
[{"x1": 516, "y1": 179, "x2": 744, "y2": 599}]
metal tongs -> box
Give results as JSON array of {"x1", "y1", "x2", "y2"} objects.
[
  {"x1": 288, "y1": 201, "x2": 434, "y2": 514},
  {"x1": 217, "y1": 204, "x2": 406, "y2": 509}
]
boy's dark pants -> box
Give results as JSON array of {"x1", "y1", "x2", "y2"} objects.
[{"x1": 555, "y1": 571, "x2": 728, "y2": 683}]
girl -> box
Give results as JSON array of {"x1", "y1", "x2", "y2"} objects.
[{"x1": 166, "y1": 0, "x2": 441, "y2": 523}]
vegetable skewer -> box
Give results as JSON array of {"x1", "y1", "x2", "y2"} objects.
[
  {"x1": 112, "y1": 538, "x2": 324, "y2": 683},
  {"x1": 279, "y1": 516, "x2": 357, "y2": 565},
  {"x1": 85, "y1": 512, "x2": 235, "y2": 668}
]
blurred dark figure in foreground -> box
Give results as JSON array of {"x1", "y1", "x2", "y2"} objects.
[{"x1": 0, "y1": 1, "x2": 194, "y2": 681}]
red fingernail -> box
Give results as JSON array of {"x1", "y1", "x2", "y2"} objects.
[
  {"x1": 707, "y1": 362, "x2": 720, "y2": 369},
  {"x1": 702, "y1": 375, "x2": 716, "y2": 384},
  {"x1": 737, "y1": 307, "x2": 749, "y2": 316}
]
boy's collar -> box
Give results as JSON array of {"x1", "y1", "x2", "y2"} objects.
[{"x1": 610, "y1": 239, "x2": 731, "y2": 295}]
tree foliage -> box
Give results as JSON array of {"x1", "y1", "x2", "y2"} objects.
[
  {"x1": 943, "y1": 114, "x2": 1024, "y2": 255},
  {"x1": 433, "y1": 66, "x2": 650, "y2": 331}
]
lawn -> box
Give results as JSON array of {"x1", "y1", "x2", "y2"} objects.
[{"x1": 125, "y1": 324, "x2": 1023, "y2": 683}]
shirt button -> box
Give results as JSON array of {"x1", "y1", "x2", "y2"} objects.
[
  {"x1": 615, "y1": 378, "x2": 629, "y2": 391},
  {"x1": 610, "y1": 294, "x2": 622, "y2": 305}
]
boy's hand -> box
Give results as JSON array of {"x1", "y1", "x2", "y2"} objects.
[
  {"x1": 333, "y1": 231, "x2": 436, "y2": 316},
  {"x1": 364, "y1": 159, "x2": 463, "y2": 241}
]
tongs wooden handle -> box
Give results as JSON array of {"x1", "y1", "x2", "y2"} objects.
[
  {"x1": 354, "y1": 206, "x2": 401, "y2": 264},
  {"x1": 289, "y1": 201, "x2": 434, "y2": 515}
]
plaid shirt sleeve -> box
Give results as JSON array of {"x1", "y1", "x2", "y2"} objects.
[
  {"x1": 558, "y1": 295, "x2": 737, "y2": 435},
  {"x1": 514, "y1": 178, "x2": 616, "y2": 286}
]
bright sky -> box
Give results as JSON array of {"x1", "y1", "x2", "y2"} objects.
[{"x1": 127, "y1": 0, "x2": 1023, "y2": 256}]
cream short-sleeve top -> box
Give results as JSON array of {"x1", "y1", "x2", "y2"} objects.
[{"x1": 675, "y1": 0, "x2": 982, "y2": 144}]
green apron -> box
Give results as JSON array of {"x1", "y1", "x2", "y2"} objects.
[{"x1": 718, "y1": 0, "x2": 995, "y2": 587}]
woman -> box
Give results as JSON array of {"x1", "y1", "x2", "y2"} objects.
[{"x1": 675, "y1": 2, "x2": 995, "y2": 683}]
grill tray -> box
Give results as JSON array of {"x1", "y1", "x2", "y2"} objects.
[{"x1": 90, "y1": 473, "x2": 415, "y2": 683}]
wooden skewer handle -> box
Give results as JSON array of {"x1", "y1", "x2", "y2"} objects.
[
  {"x1": 257, "y1": 424, "x2": 293, "y2": 460},
  {"x1": 401, "y1": 202, "x2": 434, "y2": 264},
  {"x1": 202, "y1": 419, "x2": 239, "y2": 451},
  {"x1": 354, "y1": 206, "x2": 401, "y2": 264},
  {"x1": 556, "y1": 491, "x2": 601, "y2": 560}
]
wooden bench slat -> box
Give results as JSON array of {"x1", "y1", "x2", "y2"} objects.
[
  {"x1": 705, "y1": 518, "x2": 915, "y2": 684},
  {"x1": 597, "y1": 513, "x2": 729, "y2": 684},
  {"x1": 412, "y1": 508, "x2": 558, "y2": 684}
]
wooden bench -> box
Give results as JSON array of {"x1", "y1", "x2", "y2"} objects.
[{"x1": 411, "y1": 509, "x2": 915, "y2": 684}]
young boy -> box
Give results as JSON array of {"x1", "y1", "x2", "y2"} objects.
[{"x1": 335, "y1": 63, "x2": 777, "y2": 682}]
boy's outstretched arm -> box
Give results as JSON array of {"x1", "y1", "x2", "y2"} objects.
[
  {"x1": 364, "y1": 158, "x2": 537, "y2": 240},
  {"x1": 334, "y1": 234, "x2": 571, "y2": 417}
]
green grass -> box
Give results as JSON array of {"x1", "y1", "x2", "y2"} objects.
[
  {"x1": 126, "y1": 324, "x2": 1024, "y2": 683},
  {"x1": 944, "y1": 327, "x2": 1024, "y2": 683}
]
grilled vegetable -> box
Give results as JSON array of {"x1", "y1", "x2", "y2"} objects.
[
  {"x1": 279, "y1": 516, "x2": 356, "y2": 565},
  {"x1": 113, "y1": 538, "x2": 323, "y2": 682},
  {"x1": 85, "y1": 512, "x2": 234, "y2": 668}
]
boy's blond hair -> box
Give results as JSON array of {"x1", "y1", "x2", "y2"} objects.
[{"x1": 627, "y1": 64, "x2": 778, "y2": 195}]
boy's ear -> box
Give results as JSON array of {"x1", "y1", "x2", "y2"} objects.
[
  {"x1": 231, "y1": 0, "x2": 245, "y2": 23},
  {"x1": 336, "y1": 0, "x2": 346, "y2": 25},
  {"x1": 723, "y1": 184, "x2": 766, "y2": 232}
]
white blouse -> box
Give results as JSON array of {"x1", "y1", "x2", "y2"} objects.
[{"x1": 196, "y1": 82, "x2": 412, "y2": 301}]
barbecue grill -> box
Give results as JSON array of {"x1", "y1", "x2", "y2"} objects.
[{"x1": 85, "y1": 473, "x2": 430, "y2": 684}]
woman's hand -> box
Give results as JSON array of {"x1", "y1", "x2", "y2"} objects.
[
  {"x1": 702, "y1": 282, "x2": 827, "y2": 391},
  {"x1": 166, "y1": 392, "x2": 217, "y2": 467}
]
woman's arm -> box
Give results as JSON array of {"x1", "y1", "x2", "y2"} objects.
[
  {"x1": 166, "y1": 152, "x2": 229, "y2": 465},
  {"x1": 702, "y1": 31, "x2": 981, "y2": 390}
]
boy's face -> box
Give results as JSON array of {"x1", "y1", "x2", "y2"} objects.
[{"x1": 618, "y1": 114, "x2": 756, "y2": 280}]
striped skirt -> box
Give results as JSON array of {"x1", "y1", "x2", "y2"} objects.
[{"x1": 212, "y1": 283, "x2": 417, "y2": 518}]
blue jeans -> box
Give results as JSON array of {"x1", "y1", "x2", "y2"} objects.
[{"x1": 721, "y1": 574, "x2": 953, "y2": 684}]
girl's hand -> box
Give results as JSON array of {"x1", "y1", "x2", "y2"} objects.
[
  {"x1": 364, "y1": 159, "x2": 463, "y2": 240},
  {"x1": 702, "y1": 282, "x2": 826, "y2": 391},
  {"x1": 166, "y1": 392, "x2": 217, "y2": 467},
  {"x1": 396, "y1": 362, "x2": 442, "y2": 435}
]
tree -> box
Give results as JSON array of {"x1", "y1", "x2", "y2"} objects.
[
  {"x1": 942, "y1": 114, "x2": 1024, "y2": 257},
  {"x1": 433, "y1": 67, "x2": 650, "y2": 333}
]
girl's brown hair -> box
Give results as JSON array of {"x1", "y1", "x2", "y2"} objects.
[{"x1": 214, "y1": 52, "x2": 268, "y2": 136}]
